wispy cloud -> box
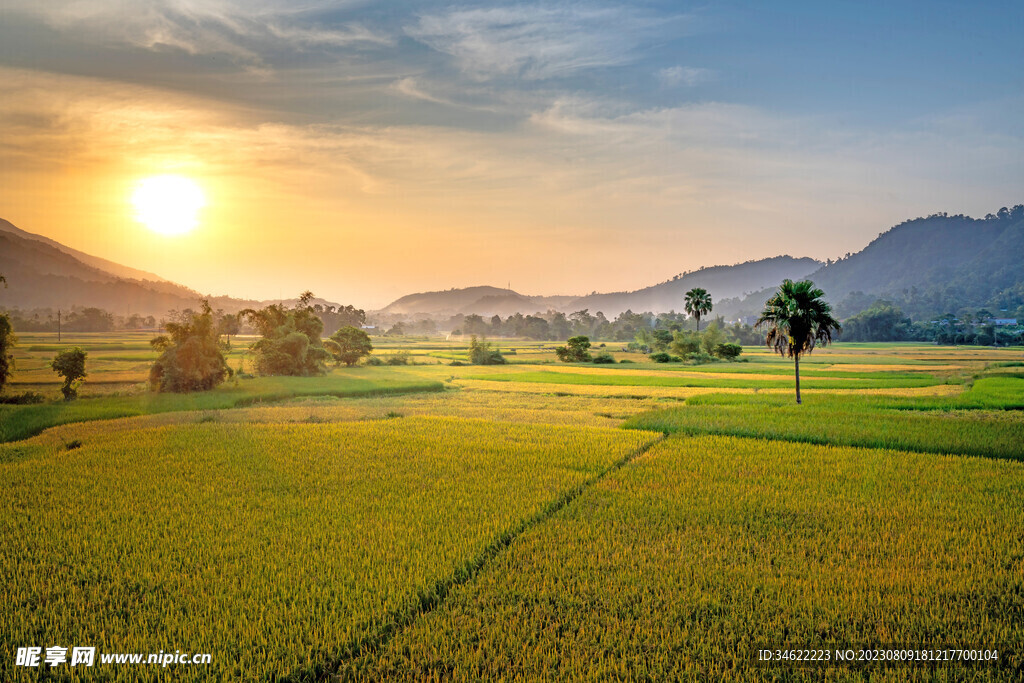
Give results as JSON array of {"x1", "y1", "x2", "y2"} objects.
[
  {"x1": 406, "y1": 4, "x2": 684, "y2": 81},
  {"x1": 7, "y1": 0, "x2": 392, "y2": 72},
  {"x1": 657, "y1": 66, "x2": 712, "y2": 87}
]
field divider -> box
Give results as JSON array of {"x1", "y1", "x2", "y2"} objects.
[{"x1": 294, "y1": 432, "x2": 666, "y2": 683}]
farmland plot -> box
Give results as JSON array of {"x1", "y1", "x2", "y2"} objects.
[{"x1": 0, "y1": 417, "x2": 659, "y2": 681}]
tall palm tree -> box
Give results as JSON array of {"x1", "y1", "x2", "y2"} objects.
[
  {"x1": 756, "y1": 279, "x2": 841, "y2": 404},
  {"x1": 684, "y1": 287, "x2": 713, "y2": 331}
]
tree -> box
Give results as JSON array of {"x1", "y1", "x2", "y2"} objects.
[
  {"x1": 555, "y1": 336, "x2": 592, "y2": 362},
  {"x1": 150, "y1": 301, "x2": 231, "y2": 392},
  {"x1": 684, "y1": 288, "x2": 713, "y2": 331},
  {"x1": 0, "y1": 312, "x2": 14, "y2": 395},
  {"x1": 51, "y1": 347, "x2": 87, "y2": 400},
  {"x1": 327, "y1": 326, "x2": 373, "y2": 366},
  {"x1": 468, "y1": 335, "x2": 507, "y2": 365},
  {"x1": 670, "y1": 330, "x2": 702, "y2": 359},
  {"x1": 241, "y1": 294, "x2": 330, "y2": 376},
  {"x1": 756, "y1": 279, "x2": 841, "y2": 404}
]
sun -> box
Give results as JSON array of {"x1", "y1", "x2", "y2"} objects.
[{"x1": 131, "y1": 175, "x2": 206, "y2": 236}]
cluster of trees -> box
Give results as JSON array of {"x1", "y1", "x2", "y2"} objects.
[
  {"x1": 839, "y1": 300, "x2": 1022, "y2": 345},
  {"x1": 148, "y1": 293, "x2": 375, "y2": 393},
  {"x1": 2, "y1": 307, "x2": 119, "y2": 333}
]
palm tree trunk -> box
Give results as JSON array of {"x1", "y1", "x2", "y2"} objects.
[{"x1": 794, "y1": 354, "x2": 802, "y2": 404}]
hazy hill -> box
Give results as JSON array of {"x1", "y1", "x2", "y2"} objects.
[
  {"x1": 378, "y1": 257, "x2": 821, "y2": 318},
  {"x1": 564, "y1": 256, "x2": 822, "y2": 317},
  {"x1": 717, "y1": 207, "x2": 1024, "y2": 321},
  {"x1": 0, "y1": 219, "x2": 272, "y2": 316},
  {"x1": 0, "y1": 218, "x2": 171, "y2": 284}
]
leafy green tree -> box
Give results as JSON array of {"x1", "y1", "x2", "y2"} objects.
[
  {"x1": 327, "y1": 326, "x2": 373, "y2": 366},
  {"x1": 670, "y1": 330, "x2": 702, "y2": 359},
  {"x1": 150, "y1": 301, "x2": 231, "y2": 392},
  {"x1": 756, "y1": 279, "x2": 841, "y2": 404},
  {"x1": 555, "y1": 336, "x2": 592, "y2": 362},
  {"x1": 651, "y1": 329, "x2": 674, "y2": 352},
  {"x1": 684, "y1": 287, "x2": 713, "y2": 331},
  {"x1": 241, "y1": 293, "x2": 330, "y2": 376},
  {"x1": 700, "y1": 321, "x2": 726, "y2": 355},
  {"x1": 51, "y1": 347, "x2": 87, "y2": 400},
  {"x1": 468, "y1": 335, "x2": 507, "y2": 365},
  {"x1": 0, "y1": 312, "x2": 15, "y2": 395}
]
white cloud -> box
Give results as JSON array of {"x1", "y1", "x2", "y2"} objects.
[{"x1": 406, "y1": 5, "x2": 680, "y2": 80}]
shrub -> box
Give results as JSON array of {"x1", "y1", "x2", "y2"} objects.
[
  {"x1": 650, "y1": 352, "x2": 682, "y2": 363},
  {"x1": 714, "y1": 342, "x2": 743, "y2": 360},
  {"x1": 0, "y1": 391, "x2": 45, "y2": 405},
  {"x1": 592, "y1": 352, "x2": 615, "y2": 364},
  {"x1": 363, "y1": 356, "x2": 384, "y2": 366},
  {"x1": 385, "y1": 351, "x2": 412, "y2": 366}
]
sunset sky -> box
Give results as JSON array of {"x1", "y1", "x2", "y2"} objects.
[{"x1": 1, "y1": 1, "x2": 1022, "y2": 308}]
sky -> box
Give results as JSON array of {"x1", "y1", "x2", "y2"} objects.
[{"x1": 0, "y1": 0, "x2": 1022, "y2": 309}]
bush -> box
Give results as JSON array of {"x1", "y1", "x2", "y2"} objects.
[
  {"x1": 0, "y1": 391, "x2": 45, "y2": 405},
  {"x1": 363, "y1": 356, "x2": 384, "y2": 366},
  {"x1": 385, "y1": 351, "x2": 412, "y2": 366},
  {"x1": 714, "y1": 342, "x2": 743, "y2": 360},
  {"x1": 618, "y1": 359, "x2": 635, "y2": 364},
  {"x1": 592, "y1": 352, "x2": 615, "y2": 364},
  {"x1": 650, "y1": 352, "x2": 682, "y2": 363}
]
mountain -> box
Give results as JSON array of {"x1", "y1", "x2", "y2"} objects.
[
  {"x1": 0, "y1": 219, "x2": 267, "y2": 316},
  {"x1": 378, "y1": 256, "x2": 822, "y2": 318},
  {"x1": 716, "y1": 206, "x2": 1024, "y2": 321},
  {"x1": 562, "y1": 256, "x2": 822, "y2": 317},
  {"x1": 0, "y1": 218, "x2": 171, "y2": 284}
]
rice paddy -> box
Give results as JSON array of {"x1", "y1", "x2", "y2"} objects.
[{"x1": 1, "y1": 333, "x2": 1022, "y2": 680}]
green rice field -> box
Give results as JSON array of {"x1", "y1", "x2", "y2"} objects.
[{"x1": 1, "y1": 333, "x2": 1022, "y2": 680}]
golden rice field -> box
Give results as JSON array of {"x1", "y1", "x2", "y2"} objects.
[{"x1": 1, "y1": 333, "x2": 1022, "y2": 680}]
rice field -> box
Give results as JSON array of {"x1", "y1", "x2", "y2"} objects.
[
  {"x1": 0, "y1": 418, "x2": 658, "y2": 681},
  {"x1": 354, "y1": 435, "x2": 1024, "y2": 681},
  {"x1": 1, "y1": 333, "x2": 1022, "y2": 680}
]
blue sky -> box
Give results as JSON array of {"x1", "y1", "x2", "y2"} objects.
[{"x1": 0, "y1": 0, "x2": 1021, "y2": 305}]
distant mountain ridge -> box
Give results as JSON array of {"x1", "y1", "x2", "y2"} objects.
[
  {"x1": 0, "y1": 219, "x2": 343, "y2": 316},
  {"x1": 4, "y1": 206, "x2": 1023, "y2": 323},
  {"x1": 379, "y1": 256, "x2": 822, "y2": 318},
  {"x1": 715, "y1": 206, "x2": 1024, "y2": 321}
]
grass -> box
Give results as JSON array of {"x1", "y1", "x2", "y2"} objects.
[
  {"x1": 0, "y1": 371, "x2": 445, "y2": 443},
  {"x1": 0, "y1": 417, "x2": 659, "y2": 681},
  {"x1": 467, "y1": 369, "x2": 944, "y2": 390},
  {"x1": 353, "y1": 435, "x2": 1024, "y2": 681},
  {"x1": 622, "y1": 390, "x2": 1024, "y2": 461}
]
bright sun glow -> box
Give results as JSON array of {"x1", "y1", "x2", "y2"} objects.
[{"x1": 131, "y1": 175, "x2": 206, "y2": 236}]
